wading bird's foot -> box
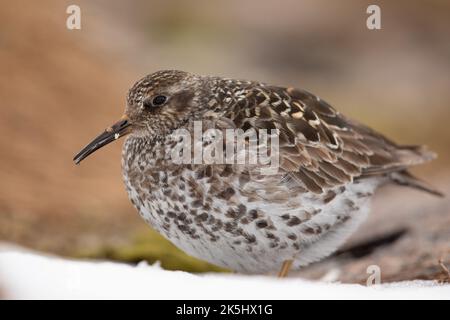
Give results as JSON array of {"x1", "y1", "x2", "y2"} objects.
[{"x1": 278, "y1": 260, "x2": 293, "y2": 278}]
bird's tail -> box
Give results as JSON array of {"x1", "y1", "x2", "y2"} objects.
[
  {"x1": 394, "y1": 145, "x2": 437, "y2": 166},
  {"x1": 389, "y1": 145, "x2": 443, "y2": 197},
  {"x1": 390, "y1": 170, "x2": 444, "y2": 197}
]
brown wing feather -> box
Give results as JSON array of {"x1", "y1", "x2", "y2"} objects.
[{"x1": 228, "y1": 84, "x2": 436, "y2": 194}]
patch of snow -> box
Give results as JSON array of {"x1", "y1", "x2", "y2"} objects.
[{"x1": 0, "y1": 244, "x2": 449, "y2": 300}]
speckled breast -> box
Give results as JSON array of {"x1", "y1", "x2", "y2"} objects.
[{"x1": 121, "y1": 136, "x2": 380, "y2": 273}]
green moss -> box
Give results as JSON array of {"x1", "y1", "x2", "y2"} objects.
[{"x1": 77, "y1": 228, "x2": 229, "y2": 273}]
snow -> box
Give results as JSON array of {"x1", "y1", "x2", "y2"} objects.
[{"x1": 0, "y1": 245, "x2": 449, "y2": 300}]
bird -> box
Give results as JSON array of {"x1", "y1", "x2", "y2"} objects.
[{"x1": 73, "y1": 70, "x2": 442, "y2": 277}]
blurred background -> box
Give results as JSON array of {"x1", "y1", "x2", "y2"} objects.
[{"x1": 0, "y1": 0, "x2": 449, "y2": 279}]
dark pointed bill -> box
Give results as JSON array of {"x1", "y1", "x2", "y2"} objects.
[{"x1": 73, "y1": 117, "x2": 131, "y2": 165}]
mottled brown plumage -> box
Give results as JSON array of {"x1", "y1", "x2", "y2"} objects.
[{"x1": 74, "y1": 70, "x2": 441, "y2": 275}]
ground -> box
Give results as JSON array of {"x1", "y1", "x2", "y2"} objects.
[{"x1": 1, "y1": 245, "x2": 449, "y2": 299}]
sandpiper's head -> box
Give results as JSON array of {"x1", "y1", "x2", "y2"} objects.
[
  {"x1": 125, "y1": 70, "x2": 205, "y2": 137},
  {"x1": 73, "y1": 70, "x2": 206, "y2": 164}
]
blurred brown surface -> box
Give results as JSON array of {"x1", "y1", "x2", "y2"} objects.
[
  {"x1": 0, "y1": 0, "x2": 449, "y2": 279},
  {"x1": 0, "y1": 0, "x2": 140, "y2": 253}
]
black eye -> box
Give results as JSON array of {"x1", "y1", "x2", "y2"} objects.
[
  {"x1": 143, "y1": 95, "x2": 167, "y2": 108},
  {"x1": 152, "y1": 95, "x2": 167, "y2": 106}
]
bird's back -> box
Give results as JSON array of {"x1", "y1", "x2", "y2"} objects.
[{"x1": 206, "y1": 79, "x2": 441, "y2": 196}]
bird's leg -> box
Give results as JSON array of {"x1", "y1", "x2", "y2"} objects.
[{"x1": 278, "y1": 260, "x2": 293, "y2": 278}]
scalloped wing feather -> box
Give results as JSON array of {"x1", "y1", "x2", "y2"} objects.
[{"x1": 226, "y1": 84, "x2": 436, "y2": 194}]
